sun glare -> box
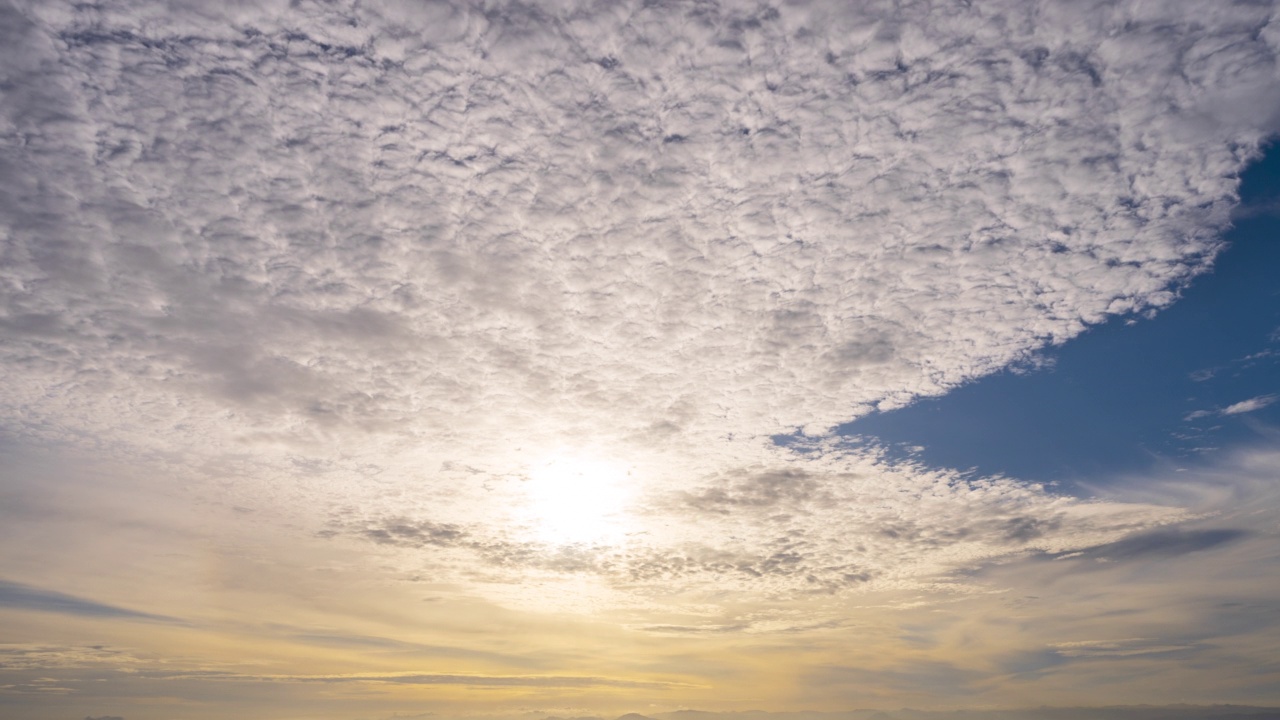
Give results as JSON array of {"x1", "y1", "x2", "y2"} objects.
[{"x1": 522, "y1": 455, "x2": 635, "y2": 545}]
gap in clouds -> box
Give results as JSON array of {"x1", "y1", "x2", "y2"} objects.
[{"x1": 836, "y1": 143, "x2": 1280, "y2": 487}]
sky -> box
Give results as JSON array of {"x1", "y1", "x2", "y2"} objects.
[
  {"x1": 840, "y1": 149, "x2": 1280, "y2": 485},
  {"x1": 1, "y1": 1, "x2": 1280, "y2": 719}
]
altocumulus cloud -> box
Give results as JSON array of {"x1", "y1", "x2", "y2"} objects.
[{"x1": 1, "y1": 0, "x2": 1279, "y2": 609}]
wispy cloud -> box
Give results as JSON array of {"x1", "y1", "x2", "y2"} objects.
[
  {"x1": 1223, "y1": 395, "x2": 1277, "y2": 415},
  {"x1": 286, "y1": 631, "x2": 549, "y2": 668},
  {"x1": 0, "y1": 643, "x2": 146, "y2": 670},
  {"x1": 150, "y1": 671, "x2": 691, "y2": 689},
  {"x1": 1049, "y1": 638, "x2": 1203, "y2": 658},
  {"x1": 0, "y1": 580, "x2": 180, "y2": 624},
  {"x1": 1185, "y1": 394, "x2": 1277, "y2": 420}
]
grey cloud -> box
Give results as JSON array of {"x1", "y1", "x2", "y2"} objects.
[
  {"x1": 0, "y1": 579, "x2": 180, "y2": 623},
  {"x1": 326, "y1": 509, "x2": 883, "y2": 592},
  {"x1": 684, "y1": 469, "x2": 829, "y2": 513},
  {"x1": 0, "y1": 643, "x2": 144, "y2": 670},
  {"x1": 996, "y1": 639, "x2": 1213, "y2": 680},
  {"x1": 1053, "y1": 528, "x2": 1250, "y2": 564},
  {"x1": 323, "y1": 514, "x2": 616, "y2": 574},
  {"x1": 1049, "y1": 638, "x2": 1208, "y2": 659},
  {"x1": 1001, "y1": 514, "x2": 1062, "y2": 543},
  {"x1": 358, "y1": 518, "x2": 468, "y2": 548}
]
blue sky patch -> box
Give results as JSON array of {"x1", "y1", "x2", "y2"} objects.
[{"x1": 839, "y1": 147, "x2": 1280, "y2": 487}]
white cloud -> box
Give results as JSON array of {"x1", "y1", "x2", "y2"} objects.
[
  {"x1": 1, "y1": 0, "x2": 1278, "y2": 618},
  {"x1": 1222, "y1": 394, "x2": 1277, "y2": 415},
  {"x1": 1184, "y1": 393, "x2": 1276, "y2": 420}
]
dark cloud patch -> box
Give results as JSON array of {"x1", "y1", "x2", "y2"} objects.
[
  {"x1": 1001, "y1": 514, "x2": 1061, "y2": 543},
  {"x1": 358, "y1": 518, "x2": 468, "y2": 549},
  {"x1": 685, "y1": 469, "x2": 831, "y2": 513},
  {"x1": 877, "y1": 520, "x2": 972, "y2": 546}
]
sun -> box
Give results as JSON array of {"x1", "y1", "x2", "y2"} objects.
[{"x1": 521, "y1": 454, "x2": 635, "y2": 545}]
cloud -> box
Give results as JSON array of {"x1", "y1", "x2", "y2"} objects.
[
  {"x1": 1, "y1": 0, "x2": 1273, "y2": 571},
  {"x1": 1223, "y1": 395, "x2": 1278, "y2": 415},
  {"x1": 284, "y1": 630, "x2": 552, "y2": 668},
  {"x1": 918, "y1": 447, "x2": 1280, "y2": 702},
  {"x1": 319, "y1": 448, "x2": 1186, "y2": 604},
  {"x1": 1048, "y1": 528, "x2": 1250, "y2": 564},
  {"x1": 2, "y1": 0, "x2": 1276, "y2": 463},
  {"x1": 149, "y1": 671, "x2": 688, "y2": 689},
  {"x1": 1186, "y1": 394, "x2": 1277, "y2": 420},
  {"x1": 0, "y1": 643, "x2": 145, "y2": 670},
  {"x1": 1048, "y1": 638, "x2": 1203, "y2": 658},
  {"x1": 0, "y1": 579, "x2": 180, "y2": 623},
  {"x1": 682, "y1": 469, "x2": 829, "y2": 513},
  {"x1": 352, "y1": 518, "x2": 469, "y2": 548},
  {"x1": 2, "y1": 1, "x2": 1280, "y2": 708}
]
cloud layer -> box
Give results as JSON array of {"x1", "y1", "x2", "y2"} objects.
[
  {"x1": 3, "y1": 0, "x2": 1277, "y2": 454},
  {"x1": 3, "y1": 0, "x2": 1280, "y2": 714}
]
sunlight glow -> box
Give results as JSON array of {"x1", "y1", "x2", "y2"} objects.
[{"x1": 522, "y1": 455, "x2": 635, "y2": 545}]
